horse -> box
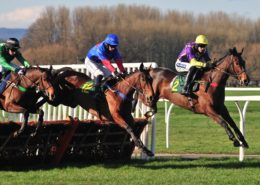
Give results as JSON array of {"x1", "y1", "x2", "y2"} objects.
[
  {"x1": 137, "y1": 47, "x2": 250, "y2": 148},
  {"x1": 0, "y1": 66, "x2": 55, "y2": 139},
  {"x1": 47, "y1": 63, "x2": 155, "y2": 156}
]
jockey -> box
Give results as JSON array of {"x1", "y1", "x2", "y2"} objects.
[
  {"x1": 175, "y1": 35, "x2": 215, "y2": 96},
  {"x1": 0, "y1": 38, "x2": 31, "y2": 94},
  {"x1": 84, "y1": 33, "x2": 126, "y2": 97}
]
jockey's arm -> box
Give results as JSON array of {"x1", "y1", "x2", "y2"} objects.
[
  {"x1": 102, "y1": 59, "x2": 116, "y2": 72},
  {"x1": 190, "y1": 58, "x2": 207, "y2": 68},
  {"x1": 16, "y1": 52, "x2": 31, "y2": 67},
  {"x1": 0, "y1": 56, "x2": 17, "y2": 72},
  {"x1": 115, "y1": 59, "x2": 125, "y2": 73}
]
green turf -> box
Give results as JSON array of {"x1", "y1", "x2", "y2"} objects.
[
  {"x1": 0, "y1": 158, "x2": 260, "y2": 185},
  {"x1": 0, "y1": 90, "x2": 260, "y2": 184}
]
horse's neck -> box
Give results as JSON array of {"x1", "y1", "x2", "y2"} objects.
[
  {"x1": 203, "y1": 62, "x2": 230, "y2": 88},
  {"x1": 115, "y1": 75, "x2": 136, "y2": 95},
  {"x1": 10, "y1": 73, "x2": 33, "y2": 88}
]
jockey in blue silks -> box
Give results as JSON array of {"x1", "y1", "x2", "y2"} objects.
[
  {"x1": 175, "y1": 35, "x2": 215, "y2": 96},
  {"x1": 84, "y1": 33, "x2": 126, "y2": 97}
]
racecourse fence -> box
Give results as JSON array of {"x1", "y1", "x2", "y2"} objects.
[
  {"x1": 0, "y1": 62, "x2": 158, "y2": 158},
  {"x1": 164, "y1": 87, "x2": 260, "y2": 161}
]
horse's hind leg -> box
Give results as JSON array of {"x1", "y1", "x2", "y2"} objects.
[
  {"x1": 13, "y1": 111, "x2": 29, "y2": 137},
  {"x1": 206, "y1": 106, "x2": 240, "y2": 147},
  {"x1": 30, "y1": 109, "x2": 44, "y2": 137},
  {"x1": 221, "y1": 106, "x2": 248, "y2": 148}
]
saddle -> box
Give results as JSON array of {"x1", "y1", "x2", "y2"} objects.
[
  {"x1": 79, "y1": 76, "x2": 118, "y2": 94},
  {"x1": 171, "y1": 73, "x2": 200, "y2": 93}
]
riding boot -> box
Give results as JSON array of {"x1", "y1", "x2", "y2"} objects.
[
  {"x1": 181, "y1": 66, "x2": 197, "y2": 96},
  {"x1": 94, "y1": 75, "x2": 103, "y2": 99}
]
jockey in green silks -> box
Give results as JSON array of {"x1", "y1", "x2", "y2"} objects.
[{"x1": 0, "y1": 38, "x2": 31, "y2": 94}]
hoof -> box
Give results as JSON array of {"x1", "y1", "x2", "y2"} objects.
[
  {"x1": 241, "y1": 142, "x2": 249, "y2": 148},
  {"x1": 30, "y1": 132, "x2": 37, "y2": 137},
  {"x1": 143, "y1": 147, "x2": 154, "y2": 157},
  {"x1": 233, "y1": 140, "x2": 240, "y2": 147}
]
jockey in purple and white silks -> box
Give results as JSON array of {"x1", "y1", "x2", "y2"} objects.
[
  {"x1": 84, "y1": 33, "x2": 126, "y2": 97},
  {"x1": 175, "y1": 35, "x2": 215, "y2": 96}
]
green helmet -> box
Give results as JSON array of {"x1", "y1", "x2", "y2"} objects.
[
  {"x1": 6, "y1": 38, "x2": 20, "y2": 50},
  {"x1": 195, "y1": 35, "x2": 208, "y2": 45}
]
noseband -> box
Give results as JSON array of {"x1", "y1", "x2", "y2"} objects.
[
  {"x1": 119, "y1": 72, "x2": 155, "y2": 101},
  {"x1": 214, "y1": 54, "x2": 245, "y2": 78},
  {"x1": 17, "y1": 71, "x2": 52, "y2": 93}
]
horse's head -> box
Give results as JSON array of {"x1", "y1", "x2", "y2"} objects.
[
  {"x1": 227, "y1": 47, "x2": 250, "y2": 85},
  {"x1": 215, "y1": 47, "x2": 250, "y2": 86},
  {"x1": 133, "y1": 63, "x2": 156, "y2": 116},
  {"x1": 23, "y1": 66, "x2": 55, "y2": 101}
]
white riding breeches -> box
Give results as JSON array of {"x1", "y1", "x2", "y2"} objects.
[
  {"x1": 175, "y1": 59, "x2": 191, "y2": 72},
  {"x1": 84, "y1": 57, "x2": 112, "y2": 78}
]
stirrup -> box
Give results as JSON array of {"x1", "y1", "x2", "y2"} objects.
[{"x1": 181, "y1": 89, "x2": 192, "y2": 97}]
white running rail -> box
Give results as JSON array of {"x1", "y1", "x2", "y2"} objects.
[{"x1": 164, "y1": 88, "x2": 260, "y2": 161}]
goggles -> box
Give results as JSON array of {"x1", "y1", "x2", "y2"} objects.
[{"x1": 197, "y1": 44, "x2": 207, "y2": 48}]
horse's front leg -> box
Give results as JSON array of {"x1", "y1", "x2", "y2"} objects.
[
  {"x1": 205, "y1": 105, "x2": 241, "y2": 147},
  {"x1": 13, "y1": 110, "x2": 29, "y2": 137},
  {"x1": 30, "y1": 109, "x2": 44, "y2": 137},
  {"x1": 4, "y1": 102, "x2": 29, "y2": 137},
  {"x1": 111, "y1": 111, "x2": 154, "y2": 157},
  {"x1": 220, "y1": 105, "x2": 249, "y2": 148}
]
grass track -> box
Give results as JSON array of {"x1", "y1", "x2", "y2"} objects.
[
  {"x1": 0, "y1": 158, "x2": 260, "y2": 185},
  {"x1": 0, "y1": 90, "x2": 260, "y2": 184}
]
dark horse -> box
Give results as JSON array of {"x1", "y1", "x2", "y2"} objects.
[
  {"x1": 48, "y1": 63, "x2": 155, "y2": 156},
  {"x1": 138, "y1": 47, "x2": 250, "y2": 148},
  {"x1": 0, "y1": 67, "x2": 55, "y2": 138}
]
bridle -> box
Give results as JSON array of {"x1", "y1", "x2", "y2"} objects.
[
  {"x1": 106, "y1": 70, "x2": 155, "y2": 103},
  {"x1": 12, "y1": 69, "x2": 52, "y2": 95},
  {"x1": 118, "y1": 71, "x2": 155, "y2": 101},
  {"x1": 213, "y1": 53, "x2": 245, "y2": 78}
]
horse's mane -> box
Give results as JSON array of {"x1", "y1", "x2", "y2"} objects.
[
  {"x1": 25, "y1": 66, "x2": 51, "y2": 72},
  {"x1": 52, "y1": 67, "x2": 91, "y2": 81}
]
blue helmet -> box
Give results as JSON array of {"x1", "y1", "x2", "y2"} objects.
[{"x1": 104, "y1": 34, "x2": 119, "y2": 46}]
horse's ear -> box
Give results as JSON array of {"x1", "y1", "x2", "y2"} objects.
[
  {"x1": 139, "y1": 63, "x2": 144, "y2": 71},
  {"x1": 240, "y1": 48, "x2": 244, "y2": 55},
  {"x1": 233, "y1": 47, "x2": 238, "y2": 54},
  {"x1": 49, "y1": 65, "x2": 53, "y2": 71}
]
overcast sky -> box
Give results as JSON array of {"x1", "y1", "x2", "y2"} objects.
[{"x1": 1, "y1": 0, "x2": 259, "y2": 28}]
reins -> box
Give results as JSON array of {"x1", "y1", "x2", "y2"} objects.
[
  {"x1": 116, "y1": 71, "x2": 155, "y2": 100},
  {"x1": 212, "y1": 54, "x2": 245, "y2": 78},
  {"x1": 6, "y1": 69, "x2": 52, "y2": 94}
]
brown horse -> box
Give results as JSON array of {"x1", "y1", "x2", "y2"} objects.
[
  {"x1": 0, "y1": 67, "x2": 55, "y2": 137},
  {"x1": 138, "y1": 47, "x2": 250, "y2": 148},
  {"x1": 48, "y1": 63, "x2": 155, "y2": 156}
]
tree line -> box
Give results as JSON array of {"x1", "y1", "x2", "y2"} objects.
[{"x1": 19, "y1": 5, "x2": 260, "y2": 80}]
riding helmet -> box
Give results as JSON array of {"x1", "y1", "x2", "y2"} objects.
[
  {"x1": 104, "y1": 34, "x2": 119, "y2": 46},
  {"x1": 6, "y1": 38, "x2": 20, "y2": 49},
  {"x1": 195, "y1": 35, "x2": 208, "y2": 45}
]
